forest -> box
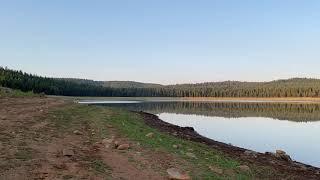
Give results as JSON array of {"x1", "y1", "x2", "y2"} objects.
[{"x1": 2, "y1": 66, "x2": 320, "y2": 97}]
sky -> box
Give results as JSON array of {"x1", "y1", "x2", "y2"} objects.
[{"x1": 1, "y1": 0, "x2": 320, "y2": 84}]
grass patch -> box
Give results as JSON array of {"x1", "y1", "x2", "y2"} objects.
[
  {"x1": 0, "y1": 87, "x2": 37, "y2": 98},
  {"x1": 47, "y1": 104, "x2": 271, "y2": 179},
  {"x1": 105, "y1": 108, "x2": 253, "y2": 179}
]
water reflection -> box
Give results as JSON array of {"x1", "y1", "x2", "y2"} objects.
[
  {"x1": 99, "y1": 101, "x2": 320, "y2": 122},
  {"x1": 91, "y1": 101, "x2": 320, "y2": 167}
]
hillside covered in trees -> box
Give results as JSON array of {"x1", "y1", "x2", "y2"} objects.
[{"x1": 2, "y1": 67, "x2": 320, "y2": 97}]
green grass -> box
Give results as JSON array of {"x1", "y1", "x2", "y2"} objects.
[
  {"x1": 0, "y1": 87, "x2": 37, "y2": 98},
  {"x1": 47, "y1": 104, "x2": 278, "y2": 179},
  {"x1": 105, "y1": 107, "x2": 255, "y2": 179}
]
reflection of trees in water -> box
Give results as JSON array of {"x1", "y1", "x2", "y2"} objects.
[{"x1": 99, "y1": 102, "x2": 320, "y2": 122}]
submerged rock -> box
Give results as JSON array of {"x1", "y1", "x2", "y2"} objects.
[{"x1": 167, "y1": 168, "x2": 191, "y2": 180}]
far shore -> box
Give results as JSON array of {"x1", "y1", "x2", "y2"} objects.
[{"x1": 50, "y1": 96, "x2": 320, "y2": 104}]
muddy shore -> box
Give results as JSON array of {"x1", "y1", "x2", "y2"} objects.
[{"x1": 137, "y1": 111, "x2": 320, "y2": 179}]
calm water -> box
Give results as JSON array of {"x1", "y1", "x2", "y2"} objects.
[{"x1": 81, "y1": 100, "x2": 320, "y2": 167}]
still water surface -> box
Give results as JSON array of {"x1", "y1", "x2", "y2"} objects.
[{"x1": 80, "y1": 100, "x2": 320, "y2": 167}]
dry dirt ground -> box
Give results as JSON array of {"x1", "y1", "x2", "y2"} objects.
[
  {"x1": 0, "y1": 97, "x2": 186, "y2": 180},
  {"x1": 2, "y1": 97, "x2": 320, "y2": 180}
]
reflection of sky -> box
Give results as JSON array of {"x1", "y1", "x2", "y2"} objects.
[{"x1": 158, "y1": 113, "x2": 320, "y2": 167}]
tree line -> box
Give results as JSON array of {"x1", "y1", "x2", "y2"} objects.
[{"x1": 2, "y1": 67, "x2": 320, "y2": 97}]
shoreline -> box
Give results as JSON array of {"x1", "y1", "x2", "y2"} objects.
[
  {"x1": 137, "y1": 110, "x2": 320, "y2": 178},
  {"x1": 53, "y1": 95, "x2": 320, "y2": 104}
]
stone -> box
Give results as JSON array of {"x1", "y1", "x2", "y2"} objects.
[
  {"x1": 276, "y1": 150, "x2": 286, "y2": 155},
  {"x1": 73, "y1": 130, "x2": 83, "y2": 135},
  {"x1": 146, "y1": 132, "x2": 154, "y2": 138},
  {"x1": 173, "y1": 132, "x2": 178, "y2": 136},
  {"x1": 167, "y1": 168, "x2": 191, "y2": 180},
  {"x1": 275, "y1": 150, "x2": 292, "y2": 162},
  {"x1": 102, "y1": 138, "x2": 114, "y2": 145},
  {"x1": 238, "y1": 165, "x2": 250, "y2": 172},
  {"x1": 244, "y1": 150, "x2": 258, "y2": 158},
  {"x1": 172, "y1": 144, "x2": 182, "y2": 149},
  {"x1": 102, "y1": 138, "x2": 115, "y2": 148},
  {"x1": 186, "y1": 152, "x2": 196, "y2": 158},
  {"x1": 209, "y1": 165, "x2": 223, "y2": 174},
  {"x1": 114, "y1": 141, "x2": 121, "y2": 148},
  {"x1": 117, "y1": 144, "x2": 130, "y2": 150},
  {"x1": 62, "y1": 149, "x2": 74, "y2": 157}
]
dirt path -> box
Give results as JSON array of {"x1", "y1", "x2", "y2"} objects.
[{"x1": 0, "y1": 97, "x2": 173, "y2": 180}]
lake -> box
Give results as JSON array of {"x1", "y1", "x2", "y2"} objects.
[{"x1": 79, "y1": 99, "x2": 320, "y2": 167}]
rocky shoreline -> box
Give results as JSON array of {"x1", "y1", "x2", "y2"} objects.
[{"x1": 137, "y1": 111, "x2": 320, "y2": 179}]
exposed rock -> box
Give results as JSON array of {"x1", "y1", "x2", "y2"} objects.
[
  {"x1": 275, "y1": 150, "x2": 292, "y2": 162},
  {"x1": 186, "y1": 152, "x2": 196, "y2": 158},
  {"x1": 146, "y1": 132, "x2": 154, "y2": 138},
  {"x1": 73, "y1": 130, "x2": 83, "y2": 135},
  {"x1": 114, "y1": 140, "x2": 121, "y2": 148},
  {"x1": 102, "y1": 137, "x2": 115, "y2": 148},
  {"x1": 238, "y1": 165, "x2": 250, "y2": 172},
  {"x1": 117, "y1": 144, "x2": 130, "y2": 150},
  {"x1": 102, "y1": 138, "x2": 114, "y2": 145},
  {"x1": 172, "y1": 144, "x2": 183, "y2": 149},
  {"x1": 209, "y1": 165, "x2": 223, "y2": 174},
  {"x1": 244, "y1": 150, "x2": 258, "y2": 158},
  {"x1": 62, "y1": 149, "x2": 75, "y2": 157},
  {"x1": 167, "y1": 168, "x2": 191, "y2": 180},
  {"x1": 173, "y1": 132, "x2": 178, "y2": 136}
]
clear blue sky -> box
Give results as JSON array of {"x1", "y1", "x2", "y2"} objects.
[{"x1": 1, "y1": 0, "x2": 320, "y2": 84}]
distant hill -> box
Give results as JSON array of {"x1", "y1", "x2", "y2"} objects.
[
  {"x1": 100, "y1": 81, "x2": 163, "y2": 89},
  {"x1": 59, "y1": 78, "x2": 162, "y2": 88},
  {"x1": 2, "y1": 67, "x2": 320, "y2": 97}
]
